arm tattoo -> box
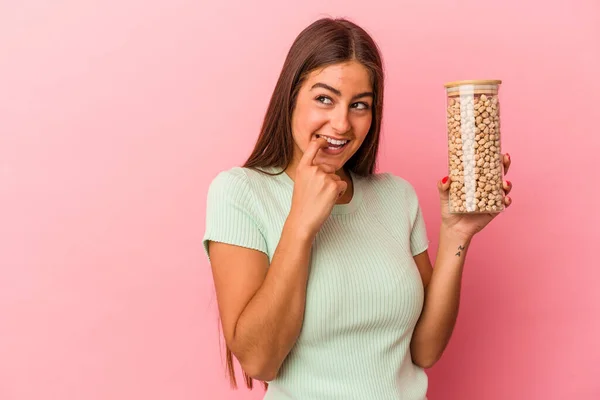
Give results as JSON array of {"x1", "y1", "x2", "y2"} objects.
[{"x1": 455, "y1": 245, "x2": 465, "y2": 257}]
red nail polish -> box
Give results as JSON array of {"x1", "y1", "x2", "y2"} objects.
[
  {"x1": 442, "y1": 176, "x2": 449, "y2": 184},
  {"x1": 507, "y1": 180, "x2": 511, "y2": 186}
]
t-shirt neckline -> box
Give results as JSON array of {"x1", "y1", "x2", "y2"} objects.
[{"x1": 263, "y1": 166, "x2": 363, "y2": 215}]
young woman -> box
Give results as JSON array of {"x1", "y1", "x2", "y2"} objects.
[{"x1": 203, "y1": 17, "x2": 513, "y2": 400}]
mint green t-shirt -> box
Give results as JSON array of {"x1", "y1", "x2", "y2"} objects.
[{"x1": 203, "y1": 166, "x2": 430, "y2": 400}]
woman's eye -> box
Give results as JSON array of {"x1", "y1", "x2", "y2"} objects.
[
  {"x1": 352, "y1": 102, "x2": 370, "y2": 110},
  {"x1": 317, "y1": 96, "x2": 333, "y2": 105}
]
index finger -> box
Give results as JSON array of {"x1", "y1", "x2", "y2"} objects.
[
  {"x1": 300, "y1": 136, "x2": 329, "y2": 167},
  {"x1": 503, "y1": 153, "x2": 511, "y2": 174}
]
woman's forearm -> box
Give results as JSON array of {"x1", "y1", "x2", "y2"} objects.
[
  {"x1": 231, "y1": 217, "x2": 313, "y2": 381},
  {"x1": 410, "y1": 225, "x2": 472, "y2": 368}
]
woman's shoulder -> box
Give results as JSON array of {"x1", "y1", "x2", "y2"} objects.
[
  {"x1": 208, "y1": 166, "x2": 273, "y2": 184},
  {"x1": 358, "y1": 171, "x2": 424, "y2": 214},
  {"x1": 206, "y1": 166, "x2": 248, "y2": 193},
  {"x1": 361, "y1": 171, "x2": 418, "y2": 195},
  {"x1": 206, "y1": 166, "x2": 282, "y2": 196},
  {"x1": 358, "y1": 171, "x2": 424, "y2": 209}
]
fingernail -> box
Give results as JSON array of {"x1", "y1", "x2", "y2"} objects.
[
  {"x1": 506, "y1": 180, "x2": 511, "y2": 186},
  {"x1": 506, "y1": 153, "x2": 510, "y2": 159},
  {"x1": 442, "y1": 176, "x2": 449, "y2": 184}
]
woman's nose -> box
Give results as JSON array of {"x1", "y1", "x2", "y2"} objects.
[{"x1": 330, "y1": 108, "x2": 350, "y2": 134}]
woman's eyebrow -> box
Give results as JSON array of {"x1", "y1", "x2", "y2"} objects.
[
  {"x1": 351, "y1": 91, "x2": 374, "y2": 101},
  {"x1": 311, "y1": 82, "x2": 374, "y2": 101},
  {"x1": 311, "y1": 82, "x2": 342, "y2": 96}
]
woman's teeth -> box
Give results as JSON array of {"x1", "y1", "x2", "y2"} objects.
[{"x1": 323, "y1": 137, "x2": 348, "y2": 148}]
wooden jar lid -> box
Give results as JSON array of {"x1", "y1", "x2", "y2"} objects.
[
  {"x1": 444, "y1": 80, "x2": 502, "y2": 88},
  {"x1": 445, "y1": 80, "x2": 501, "y2": 97}
]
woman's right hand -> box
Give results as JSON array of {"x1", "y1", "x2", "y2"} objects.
[{"x1": 287, "y1": 137, "x2": 348, "y2": 239}]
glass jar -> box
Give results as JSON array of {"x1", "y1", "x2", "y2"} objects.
[{"x1": 444, "y1": 80, "x2": 504, "y2": 213}]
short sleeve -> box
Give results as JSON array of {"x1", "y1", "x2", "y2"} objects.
[
  {"x1": 391, "y1": 174, "x2": 430, "y2": 256},
  {"x1": 410, "y1": 200, "x2": 430, "y2": 256},
  {"x1": 202, "y1": 168, "x2": 268, "y2": 261},
  {"x1": 384, "y1": 173, "x2": 430, "y2": 256}
]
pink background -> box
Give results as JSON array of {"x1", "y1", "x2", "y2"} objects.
[{"x1": 1, "y1": 0, "x2": 599, "y2": 399}]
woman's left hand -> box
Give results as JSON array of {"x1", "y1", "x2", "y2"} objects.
[{"x1": 438, "y1": 153, "x2": 513, "y2": 240}]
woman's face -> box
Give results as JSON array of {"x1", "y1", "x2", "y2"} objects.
[{"x1": 290, "y1": 60, "x2": 373, "y2": 172}]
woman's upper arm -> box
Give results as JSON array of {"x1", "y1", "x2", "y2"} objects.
[
  {"x1": 207, "y1": 241, "x2": 269, "y2": 347},
  {"x1": 202, "y1": 169, "x2": 270, "y2": 347},
  {"x1": 413, "y1": 249, "x2": 433, "y2": 289}
]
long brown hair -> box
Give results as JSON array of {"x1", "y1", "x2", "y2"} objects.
[{"x1": 226, "y1": 17, "x2": 385, "y2": 390}]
